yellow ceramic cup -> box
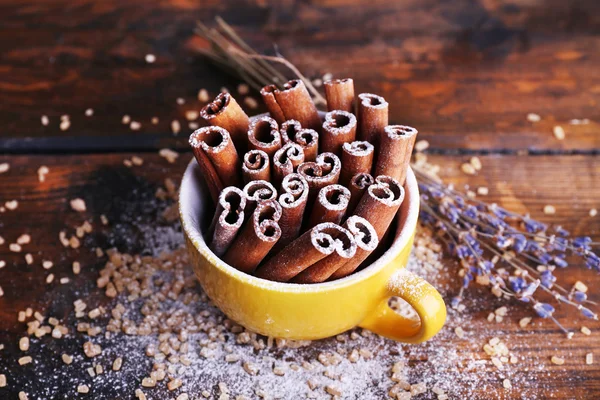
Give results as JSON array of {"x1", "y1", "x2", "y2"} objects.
[{"x1": 179, "y1": 160, "x2": 446, "y2": 343}]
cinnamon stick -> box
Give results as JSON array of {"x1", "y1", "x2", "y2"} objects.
[
  {"x1": 375, "y1": 125, "x2": 418, "y2": 186},
  {"x1": 260, "y1": 85, "x2": 286, "y2": 125},
  {"x1": 306, "y1": 184, "x2": 350, "y2": 230},
  {"x1": 242, "y1": 149, "x2": 270, "y2": 183},
  {"x1": 321, "y1": 110, "x2": 357, "y2": 156},
  {"x1": 189, "y1": 126, "x2": 241, "y2": 200},
  {"x1": 289, "y1": 224, "x2": 357, "y2": 284},
  {"x1": 208, "y1": 186, "x2": 247, "y2": 257},
  {"x1": 340, "y1": 140, "x2": 374, "y2": 186},
  {"x1": 297, "y1": 152, "x2": 342, "y2": 204},
  {"x1": 329, "y1": 216, "x2": 379, "y2": 280},
  {"x1": 347, "y1": 172, "x2": 374, "y2": 214},
  {"x1": 280, "y1": 119, "x2": 302, "y2": 144},
  {"x1": 324, "y1": 78, "x2": 355, "y2": 113},
  {"x1": 353, "y1": 175, "x2": 405, "y2": 240},
  {"x1": 357, "y1": 93, "x2": 388, "y2": 145},
  {"x1": 294, "y1": 128, "x2": 319, "y2": 162},
  {"x1": 247, "y1": 116, "x2": 282, "y2": 159},
  {"x1": 223, "y1": 199, "x2": 282, "y2": 273},
  {"x1": 200, "y1": 92, "x2": 250, "y2": 152},
  {"x1": 273, "y1": 80, "x2": 321, "y2": 132},
  {"x1": 276, "y1": 173, "x2": 309, "y2": 250},
  {"x1": 272, "y1": 142, "x2": 304, "y2": 187},
  {"x1": 243, "y1": 180, "x2": 277, "y2": 214},
  {"x1": 256, "y1": 222, "x2": 355, "y2": 282}
]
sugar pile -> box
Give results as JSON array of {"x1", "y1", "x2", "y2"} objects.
[{"x1": 2, "y1": 178, "x2": 562, "y2": 400}]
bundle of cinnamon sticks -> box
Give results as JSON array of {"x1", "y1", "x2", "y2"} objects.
[{"x1": 189, "y1": 78, "x2": 417, "y2": 283}]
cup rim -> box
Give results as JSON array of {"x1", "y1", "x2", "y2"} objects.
[{"x1": 179, "y1": 156, "x2": 420, "y2": 293}]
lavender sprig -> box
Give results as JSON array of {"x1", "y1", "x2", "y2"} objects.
[{"x1": 414, "y1": 166, "x2": 599, "y2": 332}]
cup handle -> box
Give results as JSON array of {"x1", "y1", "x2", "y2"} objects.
[{"x1": 358, "y1": 269, "x2": 446, "y2": 343}]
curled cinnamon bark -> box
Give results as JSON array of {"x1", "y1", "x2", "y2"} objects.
[
  {"x1": 353, "y1": 175, "x2": 405, "y2": 240},
  {"x1": 340, "y1": 140, "x2": 374, "y2": 186},
  {"x1": 280, "y1": 119, "x2": 302, "y2": 144},
  {"x1": 223, "y1": 199, "x2": 282, "y2": 273},
  {"x1": 208, "y1": 187, "x2": 247, "y2": 257},
  {"x1": 306, "y1": 184, "x2": 350, "y2": 230},
  {"x1": 321, "y1": 110, "x2": 357, "y2": 156},
  {"x1": 247, "y1": 116, "x2": 282, "y2": 158},
  {"x1": 260, "y1": 85, "x2": 286, "y2": 125},
  {"x1": 357, "y1": 93, "x2": 388, "y2": 145},
  {"x1": 242, "y1": 150, "x2": 270, "y2": 183},
  {"x1": 290, "y1": 224, "x2": 358, "y2": 284},
  {"x1": 297, "y1": 152, "x2": 342, "y2": 203},
  {"x1": 375, "y1": 125, "x2": 418, "y2": 186},
  {"x1": 276, "y1": 173, "x2": 309, "y2": 250},
  {"x1": 347, "y1": 172, "x2": 374, "y2": 214},
  {"x1": 200, "y1": 92, "x2": 250, "y2": 152},
  {"x1": 324, "y1": 78, "x2": 355, "y2": 113},
  {"x1": 272, "y1": 80, "x2": 321, "y2": 132},
  {"x1": 243, "y1": 180, "x2": 277, "y2": 213},
  {"x1": 329, "y1": 216, "x2": 379, "y2": 280},
  {"x1": 256, "y1": 222, "x2": 355, "y2": 282},
  {"x1": 189, "y1": 126, "x2": 241, "y2": 201},
  {"x1": 272, "y1": 142, "x2": 304, "y2": 187},
  {"x1": 294, "y1": 129, "x2": 319, "y2": 162}
]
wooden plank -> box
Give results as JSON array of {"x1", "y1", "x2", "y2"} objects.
[
  {"x1": 0, "y1": 153, "x2": 598, "y2": 399},
  {"x1": 1, "y1": 1, "x2": 599, "y2": 152}
]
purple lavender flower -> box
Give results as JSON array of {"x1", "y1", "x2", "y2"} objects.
[{"x1": 414, "y1": 167, "x2": 599, "y2": 334}]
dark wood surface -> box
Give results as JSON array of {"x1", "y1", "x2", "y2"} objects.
[{"x1": 0, "y1": 1, "x2": 599, "y2": 399}]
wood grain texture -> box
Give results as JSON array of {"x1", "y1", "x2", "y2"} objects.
[
  {"x1": 0, "y1": 153, "x2": 598, "y2": 399},
  {"x1": 1, "y1": 0, "x2": 599, "y2": 152}
]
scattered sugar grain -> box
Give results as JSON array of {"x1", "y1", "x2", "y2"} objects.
[
  {"x1": 41, "y1": 115, "x2": 49, "y2": 126},
  {"x1": 0, "y1": 163, "x2": 9, "y2": 174},
  {"x1": 19, "y1": 336, "x2": 29, "y2": 351},
  {"x1": 85, "y1": 108, "x2": 94, "y2": 117},
  {"x1": 527, "y1": 113, "x2": 541, "y2": 122},
  {"x1": 60, "y1": 119, "x2": 71, "y2": 131},
  {"x1": 586, "y1": 353, "x2": 593, "y2": 365},
  {"x1": 18, "y1": 356, "x2": 32, "y2": 365},
  {"x1": 461, "y1": 163, "x2": 476, "y2": 175},
  {"x1": 145, "y1": 54, "x2": 156, "y2": 64},
  {"x1": 159, "y1": 148, "x2": 179, "y2": 163},
  {"x1": 519, "y1": 317, "x2": 532, "y2": 328},
  {"x1": 170, "y1": 120, "x2": 181, "y2": 135},
  {"x1": 70, "y1": 198, "x2": 86, "y2": 212},
  {"x1": 590, "y1": 208, "x2": 598, "y2": 217},
  {"x1": 6, "y1": 200, "x2": 18, "y2": 210},
  {"x1": 543, "y1": 205, "x2": 556, "y2": 215},
  {"x1": 551, "y1": 356, "x2": 565, "y2": 365},
  {"x1": 130, "y1": 121, "x2": 141, "y2": 131},
  {"x1": 237, "y1": 83, "x2": 250, "y2": 95},
  {"x1": 122, "y1": 115, "x2": 131, "y2": 124},
  {"x1": 414, "y1": 140, "x2": 429, "y2": 152},
  {"x1": 198, "y1": 89, "x2": 209, "y2": 102},
  {"x1": 470, "y1": 156, "x2": 482, "y2": 171},
  {"x1": 581, "y1": 326, "x2": 591, "y2": 335},
  {"x1": 553, "y1": 126, "x2": 565, "y2": 140},
  {"x1": 244, "y1": 97, "x2": 258, "y2": 109}
]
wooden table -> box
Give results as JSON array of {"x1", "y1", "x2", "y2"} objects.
[{"x1": 1, "y1": 1, "x2": 599, "y2": 399}]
